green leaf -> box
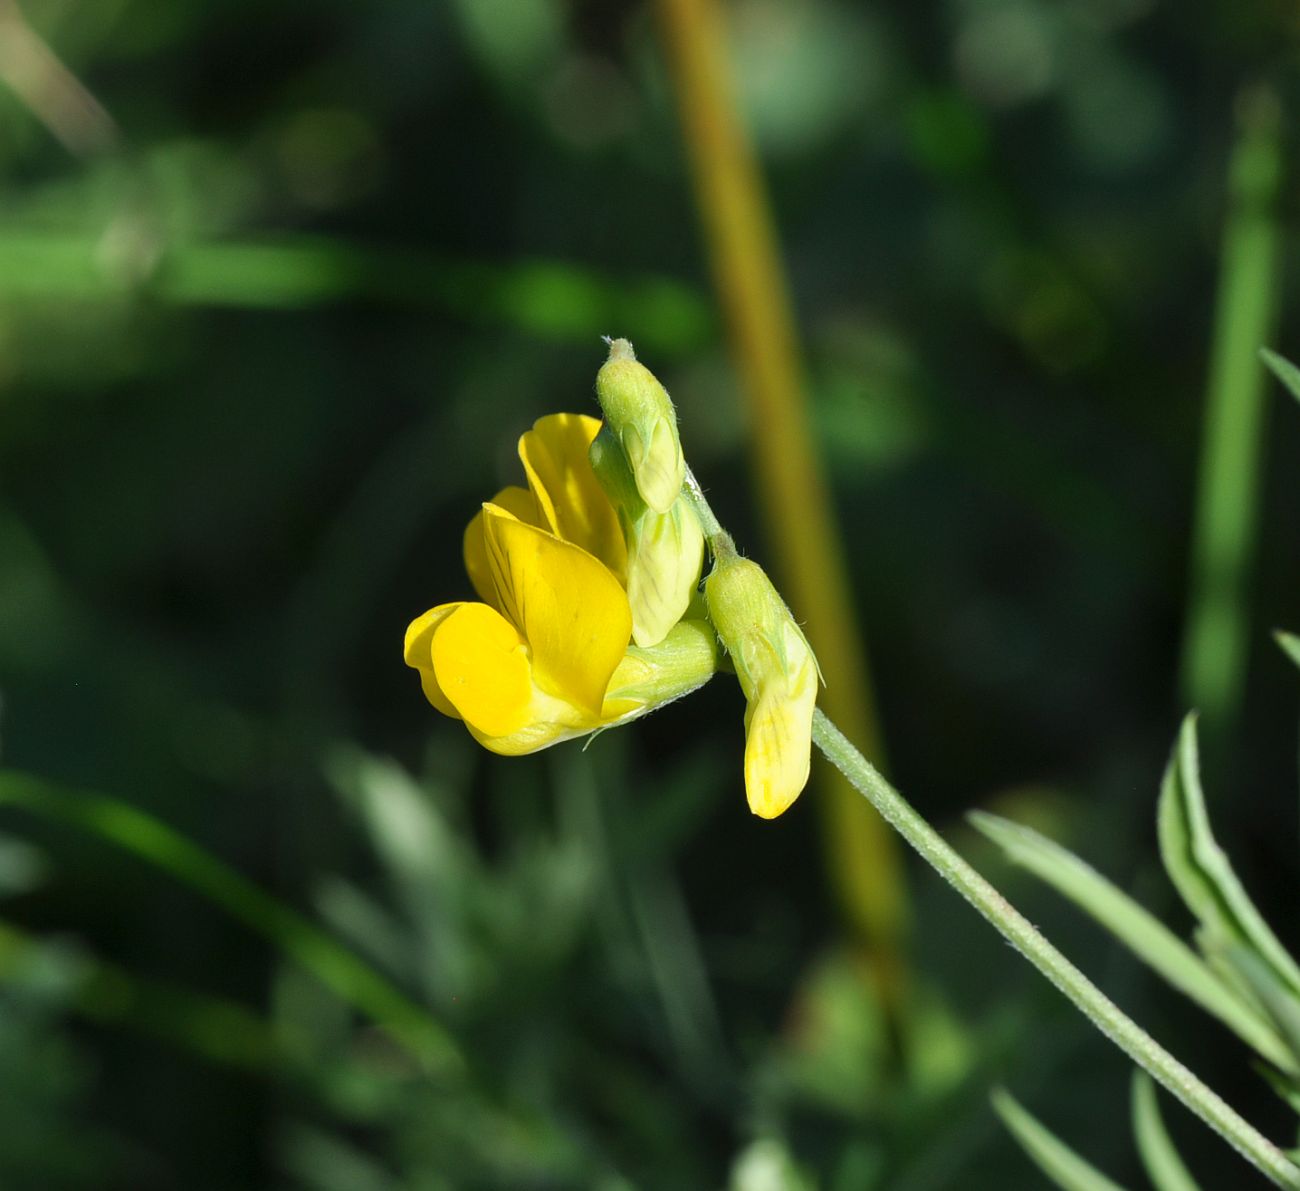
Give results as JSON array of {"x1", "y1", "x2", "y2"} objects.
[
  {"x1": 1132, "y1": 1074, "x2": 1204, "y2": 1191},
  {"x1": 969, "y1": 812, "x2": 1293, "y2": 1071},
  {"x1": 1256, "y1": 1063, "x2": 1300, "y2": 1118},
  {"x1": 1274, "y1": 631, "x2": 1300, "y2": 673},
  {"x1": 1261, "y1": 348, "x2": 1300, "y2": 405},
  {"x1": 1157, "y1": 716, "x2": 1300, "y2": 1000},
  {"x1": 992, "y1": 1087, "x2": 1131, "y2": 1191},
  {"x1": 1220, "y1": 947, "x2": 1300, "y2": 1072}
]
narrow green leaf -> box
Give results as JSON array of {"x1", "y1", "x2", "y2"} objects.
[
  {"x1": 0, "y1": 770, "x2": 461, "y2": 1071},
  {"x1": 970, "y1": 812, "x2": 1293, "y2": 1071},
  {"x1": 1256, "y1": 1064, "x2": 1300, "y2": 1118},
  {"x1": 1179, "y1": 95, "x2": 1283, "y2": 730},
  {"x1": 992, "y1": 1087, "x2": 1131, "y2": 1191},
  {"x1": 1157, "y1": 716, "x2": 1300, "y2": 999},
  {"x1": 1132, "y1": 1074, "x2": 1204, "y2": 1191},
  {"x1": 1273, "y1": 631, "x2": 1300, "y2": 673},
  {"x1": 0, "y1": 917, "x2": 289, "y2": 1073},
  {"x1": 1261, "y1": 348, "x2": 1300, "y2": 405},
  {"x1": 1222, "y1": 947, "x2": 1300, "y2": 1071}
]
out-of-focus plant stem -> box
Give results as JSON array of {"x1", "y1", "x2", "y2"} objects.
[
  {"x1": 1181, "y1": 88, "x2": 1283, "y2": 740},
  {"x1": 655, "y1": 0, "x2": 909, "y2": 1023},
  {"x1": 0, "y1": 0, "x2": 117, "y2": 155}
]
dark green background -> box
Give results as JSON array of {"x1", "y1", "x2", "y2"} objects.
[{"x1": 0, "y1": 1, "x2": 1298, "y2": 1187}]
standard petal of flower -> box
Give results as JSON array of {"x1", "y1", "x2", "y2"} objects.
[
  {"x1": 519, "y1": 413, "x2": 627, "y2": 579},
  {"x1": 403, "y1": 602, "x2": 466, "y2": 718},
  {"x1": 483, "y1": 504, "x2": 632, "y2": 717},
  {"x1": 430, "y1": 602, "x2": 534, "y2": 738},
  {"x1": 463, "y1": 485, "x2": 538, "y2": 606},
  {"x1": 742, "y1": 655, "x2": 817, "y2": 819}
]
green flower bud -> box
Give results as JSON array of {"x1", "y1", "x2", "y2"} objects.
[
  {"x1": 595, "y1": 338, "x2": 685, "y2": 514},
  {"x1": 590, "y1": 426, "x2": 705, "y2": 649},
  {"x1": 705, "y1": 556, "x2": 821, "y2": 819}
]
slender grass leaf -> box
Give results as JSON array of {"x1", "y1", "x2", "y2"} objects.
[
  {"x1": 1180, "y1": 103, "x2": 1283, "y2": 729},
  {"x1": 0, "y1": 230, "x2": 714, "y2": 354},
  {"x1": 970, "y1": 812, "x2": 1292, "y2": 1071},
  {"x1": 1274, "y1": 631, "x2": 1300, "y2": 673},
  {"x1": 1157, "y1": 716, "x2": 1300, "y2": 999},
  {"x1": 992, "y1": 1087, "x2": 1131, "y2": 1191},
  {"x1": 0, "y1": 918, "x2": 288, "y2": 1073},
  {"x1": 0, "y1": 769, "x2": 461, "y2": 1071},
  {"x1": 1132, "y1": 1074, "x2": 1204, "y2": 1191},
  {"x1": 1221, "y1": 948, "x2": 1300, "y2": 1072},
  {"x1": 1257, "y1": 1064, "x2": 1300, "y2": 1117},
  {"x1": 1261, "y1": 349, "x2": 1300, "y2": 405}
]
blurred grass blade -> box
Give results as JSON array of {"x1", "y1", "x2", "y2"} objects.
[
  {"x1": 992, "y1": 1087, "x2": 1131, "y2": 1191},
  {"x1": 1222, "y1": 947, "x2": 1300, "y2": 1071},
  {"x1": 0, "y1": 230, "x2": 713, "y2": 354},
  {"x1": 655, "y1": 0, "x2": 909, "y2": 1019},
  {"x1": 1133, "y1": 1073, "x2": 1205, "y2": 1191},
  {"x1": 0, "y1": 770, "x2": 460, "y2": 1070},
  {"x1": 1157, "y1": 716, "x2": 1300, "y2": 999},
  {"x1": 1274, "y1": 631, "x2": 1300, "y2": 673},
  {"x1": 1261, "y1": 349, "x2": 1300, "y2": 405},
  {"x1": 1257, "y1": 1065, "x2": 1300, "y2": 1118},
  {"x1": 0, "y1": 917, "x2": 287, "y2": 1072},
  {"x1": 970, "y1": 811, "x2": 1293, "y2": 1071},
  {"x1": 1180, "y1": 88, "x2": 1284, "y2": 735}
]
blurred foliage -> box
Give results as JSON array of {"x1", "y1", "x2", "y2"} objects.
[{"x1": 1, "y1": 0, "x2": 1300, "y2": 1187}]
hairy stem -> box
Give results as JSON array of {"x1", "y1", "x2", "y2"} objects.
[{"x1": 812, "y1": 709, "x2": 1300, "y2": 1190}]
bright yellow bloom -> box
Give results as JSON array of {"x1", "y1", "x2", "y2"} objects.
[
  {"x1": 705, "y1": 555, "x2": 821, "y2": 819},
  {"x1": 404, "y1": 413, "x2": 716, "y2": 755}
]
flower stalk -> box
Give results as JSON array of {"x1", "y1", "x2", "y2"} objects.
[
  {"x1": 811, "y1": 710, "x2": 1300, "y2": 1189},
  {"x1": 681, "y1": 474, "x2": 1300, "y2": 1189}
]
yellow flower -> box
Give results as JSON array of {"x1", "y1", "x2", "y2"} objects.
[
  {"x1": 705, "y1": 554, "x2": 821, "y2": 819},
  {"x1": 404, "y1": 413, "x2": 716, "y2": 755}
]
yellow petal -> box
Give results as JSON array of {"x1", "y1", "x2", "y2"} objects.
[
  {"x1": 430, "y1": 602, "x2": 533, "y2": 738},
  {"x1": 403, "y1": 603, "x2": 466, "y2": 718},
  {"x1": 464, "y1": 486, "x2": 537, "y2": 605},
  {"x1": 519, "y1": 413, "x2": 627, "y2": 579},
  {"x1": 482, "y1": 504, "x2": 631, "y2": 716},
  {"x1": 465, "y1": 684, "x2": 601, "y2": 756},
  {"x1": 743, "y1": 659, "x2": 817, "y2": 819}
]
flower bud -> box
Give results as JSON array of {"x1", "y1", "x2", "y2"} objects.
[
  {"x1": 595, "y1": 338, "x2": 685, "y2": 514},
  {"x1": 705, "y1": 556, "x2": 820, "y2": 819},
  {"x1": 590, "y1": 426, "x2": 704, "y2": 649}
]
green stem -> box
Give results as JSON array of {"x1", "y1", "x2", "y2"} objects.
[
  {"x1": 683, "y1": 464, "x2": 734, "y2": 559},
  {"x1": 811, "y1": 709, "x2": 1300, "y2": 1190}
]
